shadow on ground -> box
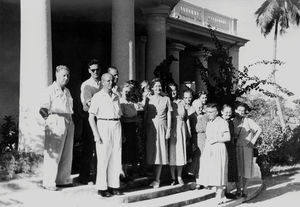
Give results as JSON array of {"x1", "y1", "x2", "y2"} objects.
[{"x1": 246, "y1": 167, "x2": 300, "y2": 204}]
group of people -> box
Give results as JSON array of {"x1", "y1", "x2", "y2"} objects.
[{"x1": 39, "y1": 59, "x2": 262, "y2": 204}]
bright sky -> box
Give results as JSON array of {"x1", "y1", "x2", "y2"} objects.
[{"x1": 185, "y1": 0, "x2": 300, "y2": 99}]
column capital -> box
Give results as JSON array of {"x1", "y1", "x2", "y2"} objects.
[
  {"x1": 142, "y1": 5, "x2": 171, "y2": 18},
  {"x1": 167, "y1": 42, "x2": 185, "y2": 52}
]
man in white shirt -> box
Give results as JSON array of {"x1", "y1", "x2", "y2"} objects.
[
  {"x1": 89, "y1": 73, "x2": 123, "y2": 197},
  {"x1": 78, "y1": 59, "x2": 101, "y2": 184},
  {"x1": 39, "y1": 65, "x2": 74, "y2": 191}
]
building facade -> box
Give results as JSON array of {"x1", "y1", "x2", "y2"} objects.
[{"x1": 0, "y1": 0, "x2": 248, "y2": 153}]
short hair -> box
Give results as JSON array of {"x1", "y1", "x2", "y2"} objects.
[
  {"x1": 150, "y1": 78, "x2": 162, "y2": 89},
  {"x1": 56, "y1": 65, "x2": 69, "y2": 73},
  {"x1": 206, "y1": 103, "x2": 218, "y2": 110},
  {"x1": 126, "y1": 80, "x2": 139, "y2": 89},
  {"x1": 222, "y1": 104, "x2": 232, "y2": 111},
  {"x1": 108, "y1": 66, "x2": 118, "y2": 73},
  {"x1": 88, "y1": 59, "x2": 99, "y2": 67},
  {"x1": 235, "y1": 102, "x2": 248, "y2": 110},
  {"x1": 183, "y1": 89, "x2": 193, "y2": 97},
  {"x1": 198, "y1": 91, "x2": 208, "y2": 97}
]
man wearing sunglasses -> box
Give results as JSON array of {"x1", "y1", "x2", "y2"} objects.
[{"x1": 78, "y1": 59, "x2": 101, "y2": 184}]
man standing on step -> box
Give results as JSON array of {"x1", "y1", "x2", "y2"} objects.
[
  {"x1": 78, "y1": 59, "x2": 101, "y2": 184},
  {"x1": 89, "y1": 73, "x2": 123, "y2": 197}
]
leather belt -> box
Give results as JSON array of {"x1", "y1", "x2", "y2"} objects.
[{"x1": 97, "y1": 118, "x2": 120, "y2": 121}]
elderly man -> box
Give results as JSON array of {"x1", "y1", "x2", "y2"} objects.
[
  {"x1": 78, "y1": 59, "x2": 101, "y2": 184},
  {"x1": 88, "y1": 73, "x2": 123, "y2": 197},
  {"x1": 108, "y1": 66, "x2": 121, "y2": 97},
  {"x1": 39, "y1": 65, "x2": 74, "y2": 191}
]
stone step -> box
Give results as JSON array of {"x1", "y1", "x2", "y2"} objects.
[
  {"x1": 122, "y1": 188, "x2": 215, "y2": 207},
  {"x1": 117, "y1": 182, "x2": 196, "y2": 203},
  {"x1": 186, "y1": 179, "x2": 264, "y2": 207}
]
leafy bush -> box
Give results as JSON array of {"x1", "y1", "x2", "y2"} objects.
[
  {"x1": 255, "y1": 118, "x2": 296, "y2": 176},
  {"x1": 0, "y1": 116, "x2": 18, "y2": 154},
  {"x1": 0, "y1": 150, "x2": 43, "y2": 180},
  {"x1": 0, "y1": 116, "x2": 43, "y2": 180}
]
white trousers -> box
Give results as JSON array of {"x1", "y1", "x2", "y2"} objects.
[
  {"x1": 95, "y1": 120, "x2": 122, "y2": 190},
  {"x1": 43, "y1": 114, "x2": 74, "y2": 188}
]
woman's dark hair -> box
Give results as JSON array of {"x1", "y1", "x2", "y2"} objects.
[
  {"x1": 198, "y1": 91, "x2": 208, "y2": 97},
  {"x1": 206, "y1": 103, "x2": 218, "y2": 110},
  {"x1": 150, "y1": 78, "x2": 162, "y2": 89},
  {"x1": 88, "y1": 59, "x2": 99, "y2": 67}
]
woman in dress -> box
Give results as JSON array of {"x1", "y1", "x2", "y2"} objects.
[
  {"x1": 192, "y1": 92, "x2": 208, "y2": 189},
  {"x1": 145, "y1": 78, "x2": 172, "y2": 188},
  {"x1": 221, "y1": 104, "x2": 238, "y2": 199},
  {"x1": 168, "y1": 84, "x2": 188, "y2": 185},
  {"x1": 198, "y1": 103, "x2": 230, "y2": 204},
  {"x1": 120, "y1": 82, "x2": 139, "y2": 180},
  {"x1": 233, "y1": 103, "x2": 262, "y2": 197}
]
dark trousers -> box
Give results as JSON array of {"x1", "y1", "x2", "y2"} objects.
[{"x1": 79, "y1": 113, "x2": 97, "y2": 180}]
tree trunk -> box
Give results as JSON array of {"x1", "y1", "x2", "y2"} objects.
[{"x1": 273, "y1": 20, "x2": 286, "y2": 129}]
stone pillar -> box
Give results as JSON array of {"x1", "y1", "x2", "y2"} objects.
[
  {"x1": 19, "y1": 0, "x2": 52, "y2": 154},
  {"x1": 136, "y1": 36, "x2": 147, "y2": 82},
  {"x1": 111, "y1": 0, "x2": 135, "y2": 84},
  {"x1": 191, "y1": 51, "x2": 209, "y2": 93},
  {"x1": 167, "y1": 43, "x2": 185, "y2": 85},
  {"x1": 143, "y1": 5, "x2": 170, "y2": 80},
  {"x1": 229, "y1": 46, "x2": 240, "y2": 90}
]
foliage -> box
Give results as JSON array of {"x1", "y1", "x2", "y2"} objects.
[
  {"x1": 0, "y1": 116, "x2": 18, "y2": 154},
  {"x1": 255, "y1": 0, "x2": 300, "y2": 37},
  {"x1": 246, "y1": 97, "x2": 300, "y2": 176},
  {"x1": 0, "y1": 116, "x2": 43, "y2": 180},
  {"x1": 186, "y1": 27, "x2": 293, "y2": 106},
  {"x1": 0, "y1": 150, "x2": 43, "y2": 180},
  {"x1": 153, "y1": 55, "x2": 177, "y2": 92}
]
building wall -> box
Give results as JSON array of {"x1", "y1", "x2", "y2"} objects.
[{"x1": 0, "y1": 1, "x2": 20, "y2": 128}]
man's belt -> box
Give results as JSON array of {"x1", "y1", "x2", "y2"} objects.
[{"x1": 97, "y1": 118, "x2": 120, "y2": 121}]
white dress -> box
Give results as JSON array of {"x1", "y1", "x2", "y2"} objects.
[{"x1": 198, "y1": 116, "x2": 230, "y2": 186}]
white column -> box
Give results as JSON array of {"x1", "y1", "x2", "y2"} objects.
[
  {"x1": 19, "y1": 0, "x2": 52, "y2": 154},
  {"x1": 229, "y1": 46, "x2": 240, "y2": 90},
  {"x1": 191, "y1": 51, "x2": 209, "y2": 93},
  {"x1": 167, "y1": 43, "x2": 185, "y2": 85},
  {"x1": 111, "y1": 0, "x2": 135, "y2": 84},
  {"x1": 136, "y1": 36, "x2": 147, "y2": 82},
  {"x1": 143, "y1": 5, "x2": 170, "y2": 80}
]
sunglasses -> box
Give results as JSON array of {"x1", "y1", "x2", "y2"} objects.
[{"x1": 90, "y1": 69, "x2": 99, "y2": 73}]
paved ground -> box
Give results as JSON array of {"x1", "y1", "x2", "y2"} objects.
[{"x1": 239, "y1": 166, "x2": 300, "y2": 207}]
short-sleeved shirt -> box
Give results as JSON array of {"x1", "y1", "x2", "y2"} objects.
[
  {"x1": 80, "y1": 77, "x2": 101, "y2": 112},
  {"x1": 206, "y1": 116, "x2": 230, "y2": 144},
  {"x1": 40, "y1": 81, "x2": 73, "y2": 114},
  {"x1": 233, "y1": 117, "x2": 261, "y2": 147},
  {"x1": 89, "y1": 89, "x2": 122, "y2": 119}
]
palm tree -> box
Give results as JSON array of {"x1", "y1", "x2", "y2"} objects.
[{"x1": 255, "y1": 0, "x2": 300, "y2": 129}]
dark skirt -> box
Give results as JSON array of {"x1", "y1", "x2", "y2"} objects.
[
  {"x1": 225, "y1": 141, "x2": 238, "y2": 182},
  {"x1": 122, "y1": 122, "x2": 138, "y2": 165}
]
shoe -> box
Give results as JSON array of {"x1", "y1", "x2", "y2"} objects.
[
  {"x1": 177, "y1": 177, "x2": 184, "y2": 185},
  {"x1": 195, "y1": 184, "x2": 205, "y2": 190},
  {"x1": 236, "y1": 191, "x2": 247, "y2": 198},
  {"x1": 170, "y1": 179, "x2": 177, "y2": 186},
  {"x1": 74, "y1": 176, "x2": 92, "y2": 185},
  {"x1": 43, "y1": 186, "x2": 59, "y2": 191},
  {"x1": 56, "y1": 183, "x2": 73, "y2": 188},
  {"x1": 225, "y1": 192, "x2": 237, "y2": 199},
  {"x1": 98, "y1": 190, "x2": 112, "y2": 197},
  {"x1": 109, "y1": 188, "x2": 123, "y2": 196},
  {"x1": 149, "y1": 180, "x2": 160, "y2": 189}
]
